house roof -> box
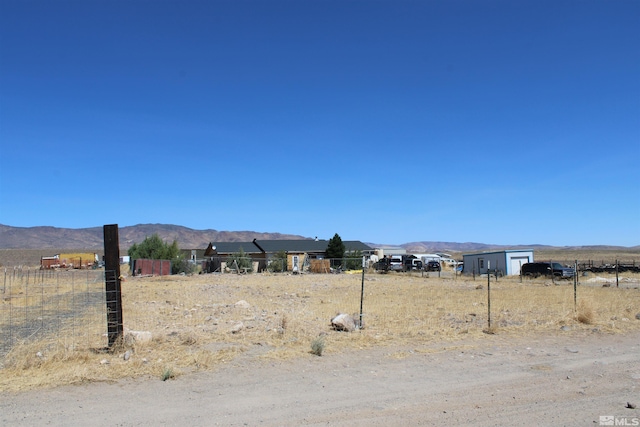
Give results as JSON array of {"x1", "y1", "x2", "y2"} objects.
[
  {"x1": 204, "y1": 239, "x2": 373, "y2": 255},
  {"x1": 204, "y1": 242, "x2": 264, "y2": 256},
  {"x1": 462, "y1": 249, "x2": 534, "y2": 257},
  {"x1": 342, "y1": 241, "x2": 375, "y2": 252},
  {"x1": 253, "y1": 239, "x2": 328, "y2": 253}
]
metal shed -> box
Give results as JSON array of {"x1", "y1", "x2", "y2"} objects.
[{"x1": 462, "y1": 250, "x2": 534, "y2": 276}]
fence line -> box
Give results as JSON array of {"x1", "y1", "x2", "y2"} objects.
[
  {"x1": 1, "y1": 269, "x2": 108, "y2": 358},
  {"x1": 2, "y1": 263, "x2": 638, "y2": 363}
]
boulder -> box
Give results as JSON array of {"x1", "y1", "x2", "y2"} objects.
[{"x1": 331, "y1": 313, "x2": 359, "y2": 332}]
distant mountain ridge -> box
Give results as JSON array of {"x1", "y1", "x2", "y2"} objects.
[
  {"x1": 0, "y1": 224, "x2": 309, "y2": 250},
  {"x1": 397, "y1": 241, "x2": 638, "y2": 253},
  {"x1": 0, "y1": 224, "x2": 636, "y2": 252}
]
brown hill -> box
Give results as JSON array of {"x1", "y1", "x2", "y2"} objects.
[
  {"x1": 0, "y1": 224, "x2": 309, "y2": 250},
  {"x1": 1, "y1": 224, "x2": 637, "y2": 253},
  {"x1": 400, "y1": 241, "x2": 638, "y2": 254}
]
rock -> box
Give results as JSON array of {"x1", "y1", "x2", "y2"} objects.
[
  {"x1": 100, "y1": 359, "x2": 109, "y2": 365},
  {"x1": 230, "y1": 322, "x2": 244, "y2": 334},
  {"x1": 626, "y1": 402, "x2": 637, "y2": 409},
  {"x1": 560, "y1": 326, "x2": 571, "y2": 331},
  {"x1": 123, "y1": 350, "x2": 131, "y2": 361},
  {"x1": 235, "y1": 300, "x2": 251, "y2": 309},
  {"x1": 331, "y1": 313, "x2": 358, "y2": 332},
  {"x1": 635, "y1": 313, "x2": 640, "y2": 320},
  {"x1": 125, "y1": 330, "x2": 153, "y2": 345}
]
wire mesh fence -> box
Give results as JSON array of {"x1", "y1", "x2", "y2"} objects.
[
  {"x1": 1, "y1": 268, "x2": 108, "y2": 358},
  {"x1": 2, "y1": 261, "x2": 638, "y2": 369},
  {"x1": 117, "y1": 268, "x2": 640, "y2": 347}
]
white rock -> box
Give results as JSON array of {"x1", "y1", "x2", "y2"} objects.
[
  {"x1": 126, "y1": 330, "x2": 153, "y2": 344},
  {"x1": 331, "y1": 313, "x2": 358, "y2": 332},
  {"x1": 230, "y1": 322, "x2": 245, "y2": 334},
  {"x1": 235, "y1": 300, "x2": 251, "y2": 309}
]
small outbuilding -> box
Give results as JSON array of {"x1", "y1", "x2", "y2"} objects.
[{"x1": 462, "y1": 250, "x2": 534, "y2": 276}]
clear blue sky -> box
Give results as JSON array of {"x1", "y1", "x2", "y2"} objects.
[{"x1": 1, "y1": 0, "x2": 638, "y2": 247}]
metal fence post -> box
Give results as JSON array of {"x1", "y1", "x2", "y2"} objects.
[
  {"x1": 574, "y1": 260, "x2": 577, "y2": 311},
  {"x1": 487, "y1": 261, "x2": 491, "y2": 330}
]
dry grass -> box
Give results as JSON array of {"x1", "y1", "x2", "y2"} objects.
[
  {"x1": 1, "y1": 271, "x2": 639, "y2": 392},
  {"x1": 575, "y1": 299, "x2": 595, "y2": 324}
]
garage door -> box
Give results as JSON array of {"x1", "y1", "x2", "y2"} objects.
[{"x1": 510, "y1": 257, "x2": 530, "y2": 275}]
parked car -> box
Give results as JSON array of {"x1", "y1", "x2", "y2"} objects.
[
  {"x1": 389, "y1": 256, "x2": 404, "y2": 272},
  {"x1": 403, "y1": 258, "x2": 423, "y2": 271},
  {"x1": 375, "y1": 257, "x2": 391, "y2": 272},
  {"x1": 375, "y1": 256, "x2": 405, "y2": 272},
  {"x1": 521, "y1": 262, "x2": 575, "y2": 279},
  {"x1": 425, "y1": 260, "x2": 441, "y2": 272},
  {"x1": 440, "y1": 258, "x2": 457, "y2": 268}
]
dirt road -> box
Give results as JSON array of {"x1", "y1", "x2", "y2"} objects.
[{"x1": 2, "y1": 330, "x2": 639, "y2": 426}]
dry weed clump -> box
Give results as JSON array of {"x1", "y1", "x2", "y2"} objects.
[
  {"x1": 576, "y1": 300, "x2": 595, "y2": 324},
  {"x1": 1, "y1": 271, "x2": 639, "y2": 392}
]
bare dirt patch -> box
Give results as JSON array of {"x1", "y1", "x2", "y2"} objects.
[
  {"x1": 1, "y1": 330, "x2": 639, "y2": 426},
  {"x1": 1, "y1": 271, "x2": 639, "y2": 425}
]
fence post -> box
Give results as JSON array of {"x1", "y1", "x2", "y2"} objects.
[
  {"x1": 519, "y1": 260, "x2": 522, "y2": 283},
  {"x1": 616, "y1": 259, "x2": 619, "y2": 288},
  {"x1": 487, "y1": 261, "x2": 491, "y2": 330},
  {"x1": 574, "y1": 260, "x2": 577, "y2": 311},
  {"x1": 359, "y1": 256, "x2": 365, "y2": 329},
  {"x1": 104, "y1": 224, "x2": 123, "y2": 349}
]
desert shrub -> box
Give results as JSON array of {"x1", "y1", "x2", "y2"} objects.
[
  {"x1": 344, "y1": 250, "x2": 364, "y2": 270},
  {"x1": 267, "y1": 250, "x2": 287, "y2": 272},
  {"x1": 161, "y1": 367, "x2": 175, "y2": 381},
  {"x1": 576, "y1": 300, "x2": 595, "y2": 324},
  {"x1": 226, "y1": 248, "x2": 253, "y2": 272},
  {"x1": 171, "y1": 257, "x2": 197, "y2": 275},
  {"x1": 310, "y1": 336, "x2": 325, "y2": 356}
]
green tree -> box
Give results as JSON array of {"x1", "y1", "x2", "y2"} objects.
[
  {"x1": 344, "y1": 249, "x2": 364, "y2": 270},
  {"x1": 226, "y1": 247, "x2": 253, "y2": 272},
  {"x1": 267, "y1": 250, "x2": 288, "y2": 272},
  {"x1": 326, "y1": 233, "x2": 345, "y2": 267},
  {"x1": 128, "y1": 234, "x2": 185, "y2": 274}
]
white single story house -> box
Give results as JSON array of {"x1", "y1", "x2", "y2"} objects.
[{"x1": 462, "y1": 250, "x2": 534, "y2": 276}]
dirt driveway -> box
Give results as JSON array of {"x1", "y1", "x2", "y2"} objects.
[{"x1": 2, "y1": 330, "x2": 639, "y2": 426}]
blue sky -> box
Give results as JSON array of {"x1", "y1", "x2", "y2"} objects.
[{"x1": 1, "y1": 0, "x2": 638, "y2": 247}]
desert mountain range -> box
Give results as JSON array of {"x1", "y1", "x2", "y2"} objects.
[{"x1": 0, "y1": 224, "x2": 635, "y2": 253}]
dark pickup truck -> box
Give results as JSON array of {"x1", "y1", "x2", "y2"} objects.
[{"x1": 521, "y1": 262, "x2": 575, "y2": 279}]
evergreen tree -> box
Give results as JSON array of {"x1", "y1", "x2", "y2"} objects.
[{"x1": 326, "y1": 233, "x2": 345, "y2": 260}]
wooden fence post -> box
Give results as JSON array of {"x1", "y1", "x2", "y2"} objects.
[{"x1": 103, "y1": 224, "x2": 123, "y2": 349}]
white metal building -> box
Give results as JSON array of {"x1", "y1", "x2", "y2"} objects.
[{"x1": 462, "y1": 250, "x2": 534, "y2": 276}]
